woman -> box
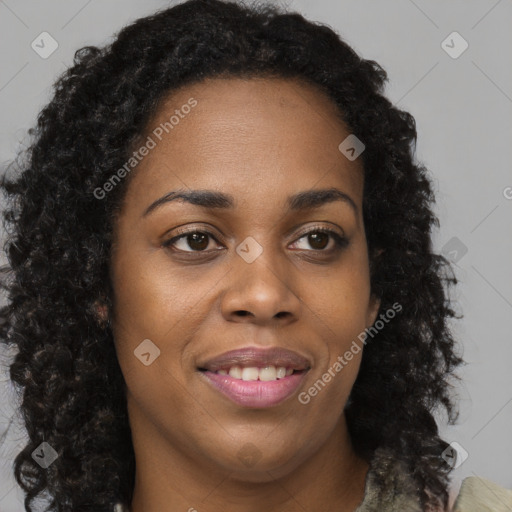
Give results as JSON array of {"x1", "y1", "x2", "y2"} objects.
[{"x1": 1, "y1": 0, "x2": 508, "y2": 510}]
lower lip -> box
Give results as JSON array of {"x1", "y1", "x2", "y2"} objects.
[{"x1": 199, "y1": 370, "x2": 308, "y2": 408}]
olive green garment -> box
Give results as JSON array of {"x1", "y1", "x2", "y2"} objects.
[
  {"x1": 355, "y1": 445, "x2": 512, "y2": 511},
  {"x1": 452, "y1": 476, "x2": 512, "y2": 512}
]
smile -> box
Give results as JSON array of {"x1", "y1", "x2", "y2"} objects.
[{"x1": 198, "y1": 368, "x2": 309, "y2": 408}]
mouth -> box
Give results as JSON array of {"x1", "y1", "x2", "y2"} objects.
[
  {"x1": 199, "y1": 368, "x2": 308, "y2": 409},
  {"x1": 196, "y1": 346, "x2": 312, "y2": 408},
  {"x1": 197, "y1": 365, "x2": 307, "y2": 381}
]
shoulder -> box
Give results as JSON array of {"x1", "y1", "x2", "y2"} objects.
[{"x1": 451, "y1": 476, "x2": 512, "y2": 511}]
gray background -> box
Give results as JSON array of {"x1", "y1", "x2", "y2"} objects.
[{"x1": 1, "y1": 0, "x2": 511, "y2": 510}]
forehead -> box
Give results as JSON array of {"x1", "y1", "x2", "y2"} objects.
[{"x1": 123, "y1": 76, "x2": 364, "y2": 213}]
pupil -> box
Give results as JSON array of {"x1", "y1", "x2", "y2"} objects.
[
  {"x1": 309, "y1": 232, "x2": 328, "y2": 250},
  {"x1": 189, "y1": 233, "x2": 208, "y2": 251}
]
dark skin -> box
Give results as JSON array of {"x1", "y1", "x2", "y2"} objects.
[{"x1": 108, "y1": 77, "x2": 381, "y2": 512}]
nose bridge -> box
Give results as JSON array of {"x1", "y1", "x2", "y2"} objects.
[{"x1": 220, "y1": 234, "x2": 300, "y2": 324}]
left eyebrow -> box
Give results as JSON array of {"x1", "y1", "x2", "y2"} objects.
[
  {"x1": 142, "y1": 187, "x2": 358, "y2": 217},
  {"x1": 288, "y1": 187, "x2": 358, "y2": 216}
]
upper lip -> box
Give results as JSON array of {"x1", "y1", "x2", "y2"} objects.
[{"x1": 198, "y1": 346, "x2": 312, "y2": 372}]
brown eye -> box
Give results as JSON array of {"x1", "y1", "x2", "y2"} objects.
[
  {"x1": 291, "y1": 228, "x2": 348, "y2": 252},
  {"x1": 307, "y1": 232, "x2": 329, "y2": 250},
  {"x1": 163, "y1": 230, "x2": 220, "y2": 252},
  {"x1": 184, "y1": 232, "x2": 209, "y2": 251}
]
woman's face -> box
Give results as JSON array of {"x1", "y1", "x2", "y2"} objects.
[{"x1": 110, "y1": 77, "x2": 380, "y2": 481}]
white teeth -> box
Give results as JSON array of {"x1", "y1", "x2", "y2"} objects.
[
  {"x1": 241, "y1": 367, "x2": 259, "y2": 381},
  {"x1": 259, "y1": 365, "x2": 277, "y2": 381},
  {"x1": 228, "y1": 366, "x2": 242, "y2": 379},
  {"x1": 218, "y1": 365, "x2": 294, "y2": 381}
]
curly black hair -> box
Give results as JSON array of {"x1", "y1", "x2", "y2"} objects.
[{"x1": 0, "y1": 0, "x2": 465, "y2": 510}]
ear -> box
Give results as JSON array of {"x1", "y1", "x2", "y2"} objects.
[
  {"x1": 366, "y1": 292, "x2": 381, "y2": 328},
  {"x1": 366, "y1": 247, "x2": 384, "y2": 327}
]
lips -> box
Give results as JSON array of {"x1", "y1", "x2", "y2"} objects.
[
  {"x1": 197, "y1": 346, "x2": 311, "y2": 408},
  {"x1": 197, "y1": 346, "x2": 312, "y2": 373}
]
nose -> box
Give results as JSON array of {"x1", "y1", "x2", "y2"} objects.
[{"x1": 220, "y1": 250, "x2": 301, "y2": 326}]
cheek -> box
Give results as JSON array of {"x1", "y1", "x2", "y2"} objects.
[
  {"x1": 110, "y1": 246, "x2": 196, "y2": 346},
  {"x1": 120, "y1": 356, "x2": 203, "y2": 456},
  {"x1": 111, "y1": 252, "x2": 174, "y2": 323},
  {"x1": 298, "y1": 277, "x2": 367, "y2": 422},
  {"x1": 302, "y1": 252, "x2": 371, "y2": 393},
  {"x1": 309, "y1": 254, "x2": 372, "y2": 337},
  {"x1": 109, "y1": 251, "x2": 198, "y2": 432},
  {"x1": 109, "y1": 246, "x2": 224, "y2": 392},
  {"x1": 109, "y1": 249, "x2": 181, "y2": 381}
]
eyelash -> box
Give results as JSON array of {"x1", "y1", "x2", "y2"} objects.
[{"x1": 162, "y1": 226, "x2": 348, "y2": 255}]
